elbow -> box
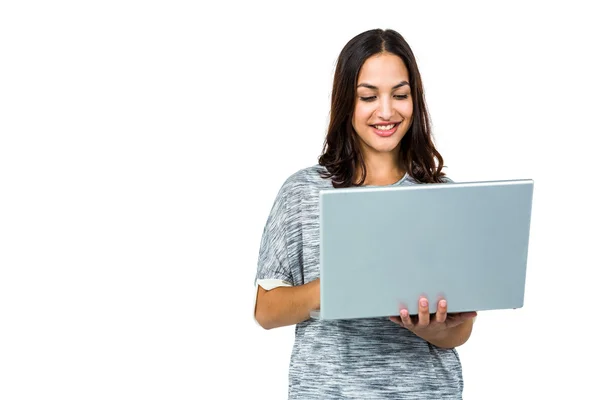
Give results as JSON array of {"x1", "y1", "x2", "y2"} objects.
[
  {"x1": 254, "y1": 311, "x2": 270, "y2": 330},
  {"x1": 254, "y1": 304, "x2": 276, "y2": 330},
  {"x1": 257, "y1": 320, "x2": 275, "y2": 330}
]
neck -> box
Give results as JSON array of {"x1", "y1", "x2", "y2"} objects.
[{"x1": 356, "y1": 152, "x2": 405, "y2": 186}]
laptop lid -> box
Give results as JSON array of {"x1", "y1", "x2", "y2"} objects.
[{"x1": 312, "y1": 179, "x2": 534, "y2": 320}]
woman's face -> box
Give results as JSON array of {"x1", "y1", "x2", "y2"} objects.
[{"x1": 352, "y1": 52, "x2": 413, "y2": 158}]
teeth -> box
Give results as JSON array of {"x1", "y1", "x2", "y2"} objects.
[{"x1": 374, "y1": 124, "x2": 396, "y2": 130}]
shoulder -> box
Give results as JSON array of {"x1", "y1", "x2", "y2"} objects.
[
  {"x1": 267, "y1": 165, "x2": 327, "y2": 225},
  {"x1": 278, "y1": 164, "x2": 331, "y2": 195}
]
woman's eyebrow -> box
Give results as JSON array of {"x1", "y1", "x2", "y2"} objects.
[{"x1": 357, "y1": 81, "x2": 409, "y2": 90}]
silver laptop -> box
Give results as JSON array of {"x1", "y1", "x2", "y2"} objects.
[{"x1": 310, "y1": 179, "x2": 534, "y2": 320}]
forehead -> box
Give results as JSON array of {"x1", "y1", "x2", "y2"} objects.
[{"x1": 357, "y1": 53, "x2": 409, "y2": 87}]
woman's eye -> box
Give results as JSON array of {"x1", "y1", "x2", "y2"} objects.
[
  {"x1": 394, "y1": 94, "x2": 409, "y2": 99},
  {"x1": 359, "y1": 96, "x2": 376, "y2": 102}
]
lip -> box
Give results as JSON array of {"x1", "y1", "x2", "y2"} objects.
[{"x1": 371, "y1": 122, "x2": 400, "y2": 137}]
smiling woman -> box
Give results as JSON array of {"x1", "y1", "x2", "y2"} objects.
[
  {"x1": 354, "y1": 56, "x2": 413, "y2": 149},
  {"x1": 318, "y1": 29, "x2": 446, "y2": 188},
  {"x1": 253, "y1": 28, "x2": 475, "y2": 399}
]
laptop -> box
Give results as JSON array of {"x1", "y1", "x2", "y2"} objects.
[{"x1": 310, "y1": 179, "x2": 534, "y2": 320}]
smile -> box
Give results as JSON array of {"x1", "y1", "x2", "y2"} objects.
[
  {"x1": 371, "y1": 122, "x2": 400, "y2": 137},
  {"x1": 373, "y1": 123, "x2": 397, "y2": 130}
]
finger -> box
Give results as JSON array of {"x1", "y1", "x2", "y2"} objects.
[
  {"x1": 400, "y1": 309, "x2": 413, "y2": 328},
  {"x1": 417, "y1": 298, "x2": 430, "y2": 327},
  {"x1": 389, "y1": 316, "x2": 404, "y2": 326},
  {"x1": 435, "y1": 299, "x2": 448, "y2": 323}
]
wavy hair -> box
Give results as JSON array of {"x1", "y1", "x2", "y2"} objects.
[{"x1": 318, "y1": 29, "x2": 446, "y2": 187}]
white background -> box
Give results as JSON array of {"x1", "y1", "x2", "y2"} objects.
[{"x1": 1, "y1": 1, "x2": 599, "y2": 399}]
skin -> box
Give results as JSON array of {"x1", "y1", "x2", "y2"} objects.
[
  {"x1": 256, "y1": 52, "x2": 477, "y2": 348},
  {"x1": 255, "y1": 280, "x2": 320, "y2": 331},
  {"x1": 352, "y1": 52, "x2": 413, "y2": 186}
]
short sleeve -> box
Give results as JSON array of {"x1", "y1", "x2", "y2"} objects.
[{"x1": 254, "y1": 179, "x2": 300, "y2": 287}]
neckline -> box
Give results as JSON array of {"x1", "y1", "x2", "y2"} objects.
[{"x1": 363, "y1": 172, "x2": 408, "y2": 187}]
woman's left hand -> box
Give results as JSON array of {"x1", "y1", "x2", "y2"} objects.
[{"x1": 389, "y1": 297, "x2": 477, "y2": 337}]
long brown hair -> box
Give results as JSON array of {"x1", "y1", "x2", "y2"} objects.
[{"x1": 318, "y1": 29, "x2": 446, "y2": 187}]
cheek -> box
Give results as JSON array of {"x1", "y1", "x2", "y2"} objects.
[
  {"x1": 399, "y1": 101, "x2": 414, "y2": 118},
  {"x1": 353, "y1": 103, "x2": 374, "y2": 125}
]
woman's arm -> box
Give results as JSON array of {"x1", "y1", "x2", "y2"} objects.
[{"x1": 254, "y1": 279, "x2": 320, "y2": 330}]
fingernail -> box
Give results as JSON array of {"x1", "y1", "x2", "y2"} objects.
[
  {"x1": 440, "y1": 300, "x2": 447, "y2": 308},
  {"x1": 420, "y1": 299, "x2": 428, "y2": 307}
]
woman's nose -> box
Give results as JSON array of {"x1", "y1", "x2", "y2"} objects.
[{"x1": 377, "y1": 98, "x2": 393, "y2": 120}]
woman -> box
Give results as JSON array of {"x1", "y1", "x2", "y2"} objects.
[{"x1": 254, "y1": 28, "x2": 477, "y2": 399}]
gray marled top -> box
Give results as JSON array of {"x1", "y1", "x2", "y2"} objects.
[{"x1": 255, "y1": 165, "x2": 463, "y2": 399}]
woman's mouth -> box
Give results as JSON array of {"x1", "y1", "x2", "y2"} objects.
[{"x1": 371, "y1": 122, "x2": 400, "y2": 137}]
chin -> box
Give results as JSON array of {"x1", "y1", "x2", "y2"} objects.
[
  {"x1": 372, "y1": 143, "x2": 401, "y2": 154},
  {"x1": 371, "y1": 138, "x2": 402, "y2": 152}
]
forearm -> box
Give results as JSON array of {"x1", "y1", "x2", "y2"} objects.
[
  {"x1": 255, "y1": 279, "x2": 320, "y2": 330},
  {"x1": 419, "y1": 319, "x2": 474, "y2": 349}
]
